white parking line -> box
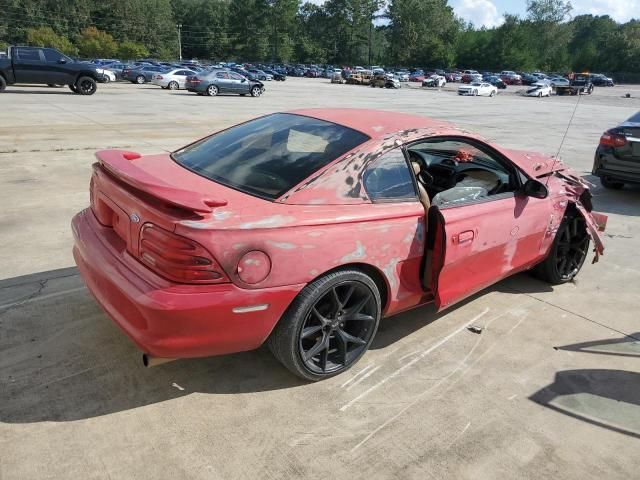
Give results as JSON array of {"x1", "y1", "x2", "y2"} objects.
[{"x1": 339, "y1": 307, "x2": 490, "y2": 412}]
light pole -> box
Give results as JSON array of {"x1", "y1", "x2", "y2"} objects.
[{"x1": 176, "y1": 24, "x2": 182, "y2": 61}]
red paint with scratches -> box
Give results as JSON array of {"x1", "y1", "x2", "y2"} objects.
[{"x1": 71, "y1": 109, "x2": 606, "y2": 359}]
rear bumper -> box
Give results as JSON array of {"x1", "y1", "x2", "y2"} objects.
[
  {"x1": 593, "y1": 151, "x2": 640, "y2": 184},
  {"x1": 72, "y1": 209, "x2": 302, "y2": 358}
]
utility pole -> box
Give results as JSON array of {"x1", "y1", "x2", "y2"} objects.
[{"x1": 176, "y1": 24, "x2": 183, "y2": 61}]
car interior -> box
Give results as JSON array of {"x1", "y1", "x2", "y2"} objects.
[{"x1": 406, "y1": 137, "x2": 519, "y2": 209}]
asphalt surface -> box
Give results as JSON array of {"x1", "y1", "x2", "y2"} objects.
[{"x1": 1, "y1": 78, "x2": 639, "y2": 479}]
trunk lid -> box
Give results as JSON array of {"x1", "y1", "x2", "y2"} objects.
[{"x1": 91, "y1": 150, "x2": 248, "y2": 258}]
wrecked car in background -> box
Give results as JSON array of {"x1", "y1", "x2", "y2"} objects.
[
  {"x1": 422, "y1": 74, "x2": 446, "y2": 87},
  {"x1": 72, "y1": 109, "x2": 606, "y2": 381}
]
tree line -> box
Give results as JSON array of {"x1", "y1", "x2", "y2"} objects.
[{"x1": 1, "y1": 0, "x2": 638, "y2": 75}]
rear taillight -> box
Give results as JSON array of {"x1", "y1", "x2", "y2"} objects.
[
  {"x1": 600, "y1": 131, "x2": 627, "y2": 147},
  {"x1": 188, "y1": 77, "x2": 201, "y2": 84},
  {"x1": 139, "y1": 224, "x2": 228, "y2": 284},
  {"x1": 156, "y1": 75, "x2": 163, "y2": 80}
]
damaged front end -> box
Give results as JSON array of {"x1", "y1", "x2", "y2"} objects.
[{"x1": 552, "y1": 170, "x2": 607, "y2": 262}]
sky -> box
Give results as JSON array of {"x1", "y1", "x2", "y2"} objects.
[
  {"x1": 451, "y1": 0, "x2": 640, "y2": 28},
  {"x1": 307, "y1": 0, "x2": 640, "y2": 28}
]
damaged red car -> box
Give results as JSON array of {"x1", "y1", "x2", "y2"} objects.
[{"x1": 72, "y1": 109, "x2": 607, "y2": 380}]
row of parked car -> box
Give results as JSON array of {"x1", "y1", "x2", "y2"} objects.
[{"x1": 86, "y1": 59, "x2": 294, "y2": 97}]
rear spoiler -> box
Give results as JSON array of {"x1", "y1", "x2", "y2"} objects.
[{"x1": 95, "y1": 150, "x2": 226, "y2": 213}]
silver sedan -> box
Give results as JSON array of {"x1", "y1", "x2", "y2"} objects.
[{"x1": 151, "y1": 69, "x2": 196, "y2": 90}]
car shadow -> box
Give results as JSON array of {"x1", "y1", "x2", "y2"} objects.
[
  {"x1": 582, "y1": 173, "x2": 640, "y2": 217},
  {"x1": 0, "y1": 267, "x2": 556, "y2": 424},
  {"x1": 2, "y1": 89, "x2": 74, "y2": 95},
  {"x1": 529, "y1": 369, "x2": 640, "y2": 439},
  {"x1": 554, "y1": 332, "x2": 640, "y2": 358}
]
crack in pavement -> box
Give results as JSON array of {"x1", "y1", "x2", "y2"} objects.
[{"x1": 0, "y1": 279, "x2": 48, "y2": 316}]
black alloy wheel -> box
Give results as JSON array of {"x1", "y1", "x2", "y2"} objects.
[
  {"x1": 268, "y1": 270, "x2": 381, "y2": 381},
  {"x1": 298, "y1": 281, "x2": 377, "y2": 375},
  {"x1": 534, "y1": 213, "x2": 590, "y2": 284},
  {"x1": 76, "y1": 76, "x2": 97, "y2": 95}
]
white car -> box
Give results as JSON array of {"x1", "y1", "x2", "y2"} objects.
[
  {"x1": 96, "y1": 68, "x2": 116, "y2": 83},
  {"x1": 458, "y1": 82, "x2": 497, "y2": 97},
  {"x1": 396, "y1": 71, "x2": 410, "y2": 82},
  {"x1": 422, "y1": 74, "x2": 446, "y2": 87},
  {"x1": 525, "y1": 82, "x2": 552, "y2": 97},
  {"x1": 151, "y1": 69, "x2": 196, "y2": 90}
]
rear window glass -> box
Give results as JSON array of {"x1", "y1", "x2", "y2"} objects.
[
  {"x1": 172, "y1": 113, "x2": 369, "y2": 200},
  {"x1": 626, "y1": 112, "x2": 640, "y2": 123}
]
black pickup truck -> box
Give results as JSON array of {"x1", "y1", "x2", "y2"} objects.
[{"x1": 0, "y1": 46, "x2": 102, "y2": 95}]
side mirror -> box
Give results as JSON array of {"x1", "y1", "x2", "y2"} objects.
[
  {"x1": 58, "y1": 58, "x2": 67, "y2": 64},
  {"x1": 522, "y1": 179, "x2": 548, "y2": 199},
  {"x1": 241, "y1": 78, "x2": 246, "y2": 82}
]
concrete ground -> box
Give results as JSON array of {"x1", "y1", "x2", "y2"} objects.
[{"x1": 1, "y1": 78, "x2": 639, "y2": 479}]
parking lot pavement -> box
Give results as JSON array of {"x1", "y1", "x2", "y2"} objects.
[{"x1": 1, "y1": 79, "x2": 639, "y2": 479}]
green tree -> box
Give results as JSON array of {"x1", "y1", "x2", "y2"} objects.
[
  {"x1": 118, "y1": 40, "x2": 149, "y2": 60},
  {"x1": 26, "y1": 27, "x2": 77, "y2": 55},
  {"x1": 76, "y1": 27, "x2": 118, "y2": 58},
  {"x1": 526, "y1": 0, "x2": 572, "y2": 71},
  {"x1": 387, "y1": 0, "x2": 459, "y2": 67}
]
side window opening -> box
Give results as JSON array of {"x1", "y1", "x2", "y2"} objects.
[
  {"x1": 407, "y1": 138, "x2": 518, "y2": 208},
  {"x1": 363, "y1": 148, "x2": 417, "y2": 202},
  {"x1": 16, "y1": 48, "x2": 42, "y2": 61}
]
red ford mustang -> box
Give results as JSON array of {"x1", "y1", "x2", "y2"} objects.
[{"x1": 72, "y1": 109, "x2": 607, "y2": 380}]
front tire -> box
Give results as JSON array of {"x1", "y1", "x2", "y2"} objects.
[
  {"x1": 75, "y1": 76, "x2": 97, "y2": 95},
  {"x1": 533, "y1": 211, "x2": 590, "y2": 285},
  {"x1": 0, "y1": 75, "x2": 6, "y2": 92},
  {"x1": 268, "y1": 269, "x2": 381, "y2": 381},
  {"x1": 250, "y1": 86, "x2": 262, "y2": 97}
]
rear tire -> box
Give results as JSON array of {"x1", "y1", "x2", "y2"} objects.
[
  {"x1": 268, "y1": 269, "x2": 381, "y2": 381},
  {"x1": 533, "y1": 209, "x2": 590, "y2": 285},
  {"x1": 600, "y1": 176, "x2": 624, "y2": 190},
  {"x1": 168, "y1": 81, "x2": 179, "y2": 90},
  {"x1": 136, "y1": 75, "x2": 145, "y2": 84},
  {"x1": 0, "y1": 75, "x2": 6, "y2": 92},
  {"x1": 205, "y1": 84, "x2": 218, "y2": 96}
]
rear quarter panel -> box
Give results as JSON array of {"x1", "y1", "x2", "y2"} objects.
[{"x1": 175, "y1": 202, "x2": 428, "y2": 315}]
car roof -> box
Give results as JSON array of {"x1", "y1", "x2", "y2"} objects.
[{"x1": 288, "y1": 108, "x2": 446, "y2": 139}]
